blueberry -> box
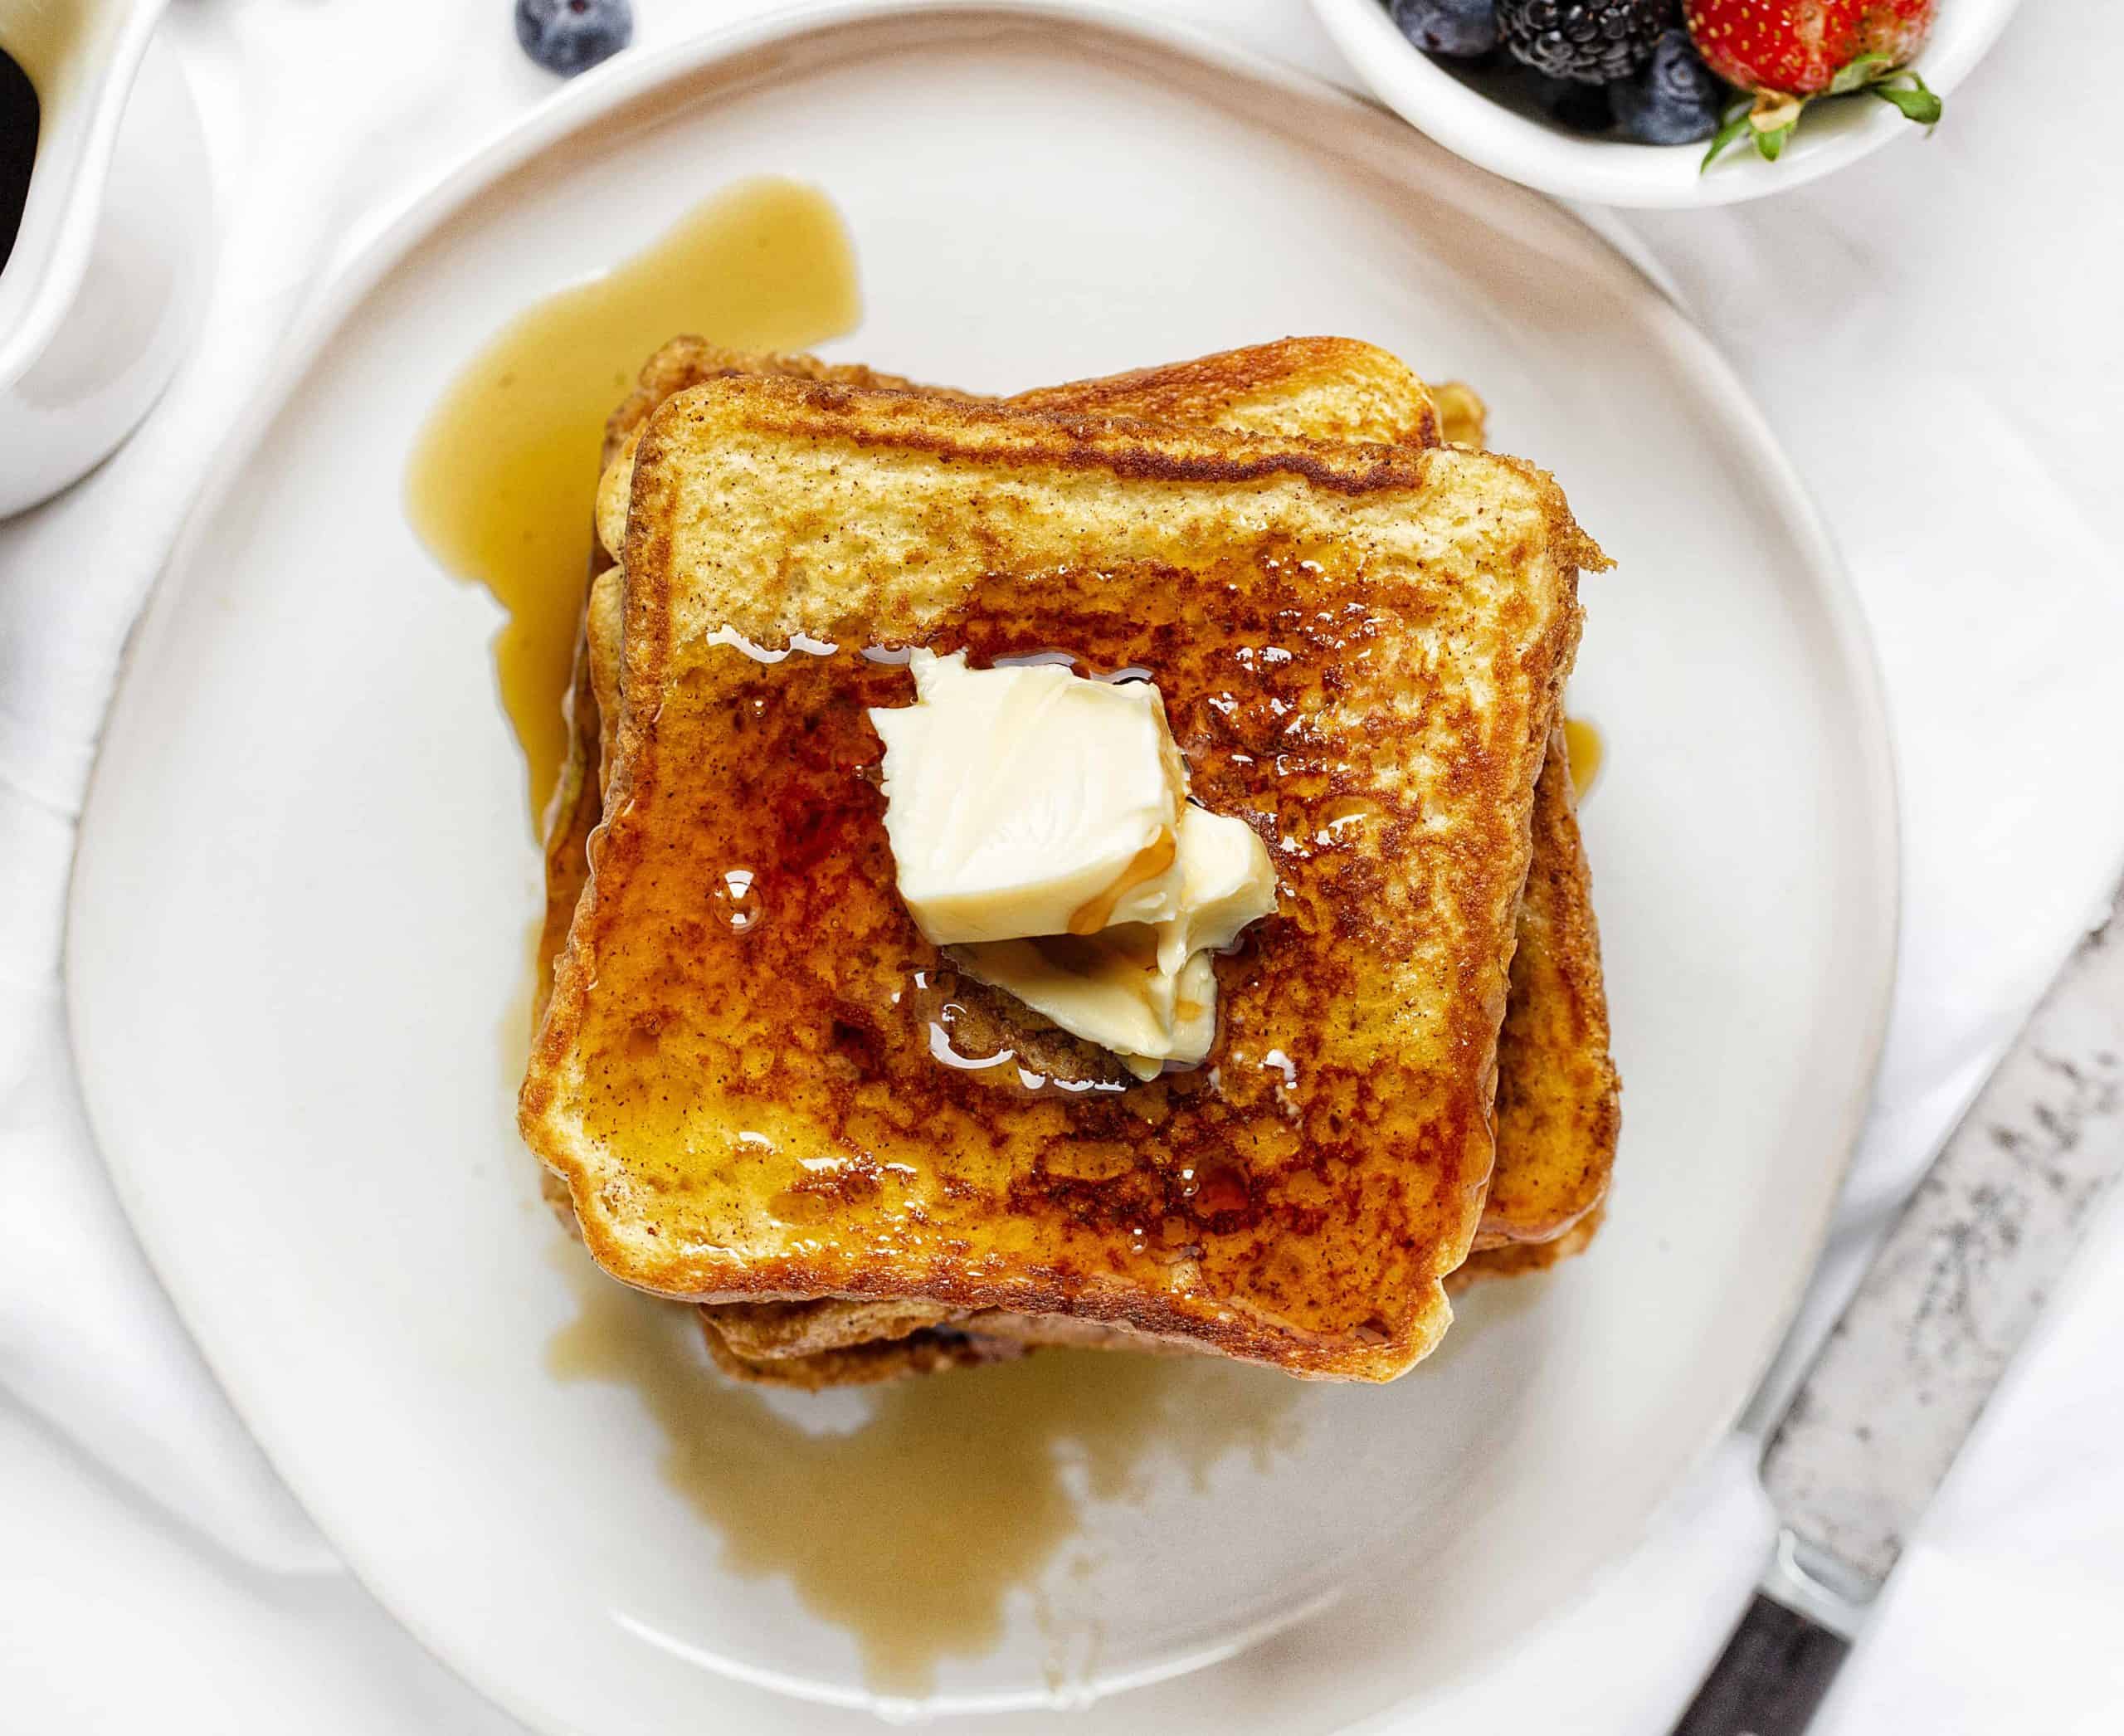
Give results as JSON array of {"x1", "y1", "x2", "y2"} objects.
[
  {"x1": 515, "y1": 0, "x2": 633, "y2": 78},
  {"x1": 1388, "y1": 0, "x2": 1500, "y2": 59},
  {"x1": 1611, "y1": 28, "x2": 1725, "y2": 144},
  {"x1": 1524, "y1": 71, "x2": 1615, "y2": 133}
]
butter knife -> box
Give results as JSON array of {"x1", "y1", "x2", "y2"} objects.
[{"x1": 1673, "y1": 875, "x2": 2124, "y2": 1735}]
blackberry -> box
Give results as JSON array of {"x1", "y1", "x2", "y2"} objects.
[{"x1": 1497, "y1": 0, "x2": 1672, "y2": 85}]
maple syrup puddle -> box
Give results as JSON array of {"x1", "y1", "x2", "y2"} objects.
[
  {"x1": 546, "y1": 1246, "x2": 1300, "y2": 1699},
  {"x1": 406, "y1": 177, "x2": 862, "y2": 822},
  {"x1": 1563, "y1": 714, "x2": 1604, "y2": 797}
]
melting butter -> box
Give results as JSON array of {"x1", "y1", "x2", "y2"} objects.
[
  {"x1": 870, "y1": 650, "x2": 1187, "y2": 945},
  {"x1": 870, "y1": 651, "x2": 1276, "y2": 1075}
]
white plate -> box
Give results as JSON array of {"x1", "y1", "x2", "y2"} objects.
[
  {"x1": 1311, "y1": 0, "x2": 2024, "y2": 209},
  {"x1": 65, "y1": 3, "x2": 1897, "y2": 1731}
]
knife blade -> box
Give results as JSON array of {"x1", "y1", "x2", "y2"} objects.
[{"x1": 1673, "y1": 874, "x2": 2124, "y2": 1736}]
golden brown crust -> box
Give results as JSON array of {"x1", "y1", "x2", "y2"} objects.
[
  {"x1": 1449, "y1": 1203, "x2": 1606, "y2": 1293},
  {"x1": 1011, "y1": 337, "x2": 1440, "y2": 447},
  {"x1": 713, "y1": 1207, "x2": 1606, "y2": 1381},
  {"x1": 521, "y1": 375, "x2": 1593, "y2": 1382},
  {"x1": 1484, "y1": 724, "x2": 1621, "y2": 1243},
  {"x1": 603, "y1": 338, "x2": 940, "y2": 468},
  {"x1": 636, "y1": 376, "x2": 1470, "y2": 509},
  {"x1": 532, "y1": 597, "x2": 608, "y2": 1026}
]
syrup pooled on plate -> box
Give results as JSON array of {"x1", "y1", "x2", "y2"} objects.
[
  {"x1": 405, "y1": 177, "x2": 860, "y2": 819},
  {"x1": 1563, "y1": 714, "x2": 1604, "y2": 797},
  {"x1": 546, "y1": 1246, "x2": 1298, "y2": 1698}
]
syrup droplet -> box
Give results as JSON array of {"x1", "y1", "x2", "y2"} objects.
[
  {"x1": 712, "y1": 867, "x2": 764, "y2": 932},
  {"x1": 1563, "y1": 715, "x2": 1604, "y2": 797},
  {"x1": 1310, "y1": 796, "x2": 1375, "y2": 850}
]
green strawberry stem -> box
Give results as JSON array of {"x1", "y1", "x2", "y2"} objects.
[
  {"x1": 1699, "y1": 56, "x2": 1943, "y2": 173},
  {"x1": 1702, "y1": 97, "x2": 1756, "y2": 168},
  {"x1": 1872, "y1": 70, "x2": 1943, "y2": 124}
]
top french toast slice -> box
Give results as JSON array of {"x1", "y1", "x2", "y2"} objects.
[
  {"x1": 521, "y1": 376, "x2": 1599, "y2": 1380},
  {"x1": 544, "y1": 341, "x2": 1615, "y2": 1260}
]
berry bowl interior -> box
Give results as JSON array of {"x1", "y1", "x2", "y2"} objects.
[{"x1": 1308, "y1": 0, "x2": 2024, "y2": 207}]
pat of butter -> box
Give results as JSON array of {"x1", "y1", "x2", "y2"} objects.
[
  {"x1": 958, "y1": 938, "x2": 1219, "y2": 1081},
  {"x1": 870, "y1": 651, "x2": 1276, "y2": 1076},
  {"x1": 1154, "y1": 803, "x2": 1279, "y2": 976},
  {"x1": 870, "y1": 651, "x2": 1189, "y2": 946}
]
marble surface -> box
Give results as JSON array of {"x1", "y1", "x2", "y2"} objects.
[{"x1": 3, "y1": 1, "x2": 2122, "y2": 1731}]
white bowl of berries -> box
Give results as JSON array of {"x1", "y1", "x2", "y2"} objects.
[{"x1": 1309, "y1": 0, "x2": 2023, "y2": 206}]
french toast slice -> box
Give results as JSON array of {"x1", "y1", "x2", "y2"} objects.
[
  {"x1": 521, "y1": 376, "x2": 1599, "y2": 1381},
  {"x1": 537, "y1": 342, "x2": 1617, "y2": 1382},
  {"x1": 697, "y1": 1297, "x2": 1175, "y2": 1390},
  {"x1": 1472, "y1": 716, "x2": 1618, "y2": 1252},
  {"x1": 546, "y1": 344, "x2": 1614, "y2": 1222}
]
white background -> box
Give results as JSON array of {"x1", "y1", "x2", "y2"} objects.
[{"x1": 2, "y1": 2, "x2": 2122, "y2": 1731}]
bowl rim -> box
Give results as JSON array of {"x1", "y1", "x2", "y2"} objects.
[{"x1": 1308, "y1": 0, "x2": 2026, "y2": 208}]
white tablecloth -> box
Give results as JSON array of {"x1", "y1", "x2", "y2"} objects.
[{"x1": 3, "y1": 2, "x2": 2121, "y2": 1729}]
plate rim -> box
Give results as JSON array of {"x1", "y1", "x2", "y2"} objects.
[{"x1": 62, "y1": 1, "x2": 1902, "y2": 1729}]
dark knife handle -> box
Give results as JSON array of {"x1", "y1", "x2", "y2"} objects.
[{"x1": 1670, "y1": 1593, "x2": 1852, "y2": 1736}]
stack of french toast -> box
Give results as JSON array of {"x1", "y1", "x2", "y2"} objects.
[{"x1": 519, "y1": 335, "x2": 1618, "y2": 1387}]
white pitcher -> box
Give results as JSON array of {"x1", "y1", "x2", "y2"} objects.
[{"x1": 0, "y1": 0, "x2": 209, "y2": 515}]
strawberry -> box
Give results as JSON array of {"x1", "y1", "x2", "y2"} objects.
[{"x1": 1684, "y1": 0, "x2": 1942, "y2": 167}]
